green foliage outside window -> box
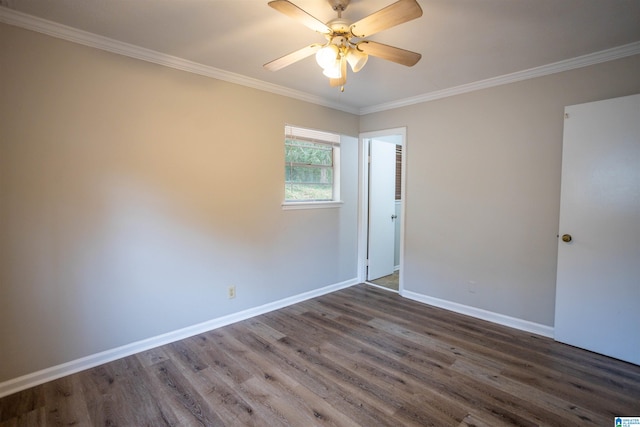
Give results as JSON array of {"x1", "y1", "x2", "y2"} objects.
[{"x1": 285, "y1": 139, "x2": 334, "y2": 201}]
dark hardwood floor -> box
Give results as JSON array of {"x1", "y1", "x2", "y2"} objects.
[{"x1": 1, "y1": 284, "x2": 639, "y2": 426}]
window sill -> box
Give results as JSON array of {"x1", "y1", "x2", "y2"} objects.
[{"x1": 282, "y1": 201, "x2": 343, "y2": 210}]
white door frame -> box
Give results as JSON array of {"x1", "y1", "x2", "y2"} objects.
[{"x1": 358, "y1": 127, "x2": 407, "y2": 293}]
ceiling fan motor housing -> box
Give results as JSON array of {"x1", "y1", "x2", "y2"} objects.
[{"x1": 328, "y1": 18, "x2": 351, "y2": 35}]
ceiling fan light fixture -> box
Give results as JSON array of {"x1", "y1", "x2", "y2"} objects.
[
  {"x1": 322, "y1": 62, "x2": 342, "y2": 78},
  {"x1": 265, "y1": 0, "x2": 424, "y2": 91},
  {"x1": 346, "y1": 47, "x2": 368, "y2": 73},
  {"x1": 315, "y1": 44, "x2": 340, "y2": 69}
]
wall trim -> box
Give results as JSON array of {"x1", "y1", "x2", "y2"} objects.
[
  {"x1": 360, "y1": 41, "x2": 640, "y2": 114},
  {"x1": 401, "y1": 289, "x2": 554, "y2": 339},
  {"x1": 0, "y1": 278, "x2": 359, "y2": 399},
  {"x1": 0, "y1": 7, "x2": 359, "y2": 115},
  {"x1": 1, "y1": 6, "x2": 639, "y2": 117}
]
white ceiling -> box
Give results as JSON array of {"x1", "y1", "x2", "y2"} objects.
[{"x1": 2, "y1": 0, "x2": 640, "y2": 113}]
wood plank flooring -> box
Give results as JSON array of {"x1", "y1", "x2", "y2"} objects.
[
  {"x1": 369, "y1": 271, "x2": 399, "y2": 291},
  {"x1": 1, "y1": 284, "x2": 639, "y2": 426}
]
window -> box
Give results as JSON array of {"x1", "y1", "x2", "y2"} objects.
[{"x1": 283, "y1": 125, "x2": 341, "y2": 208}]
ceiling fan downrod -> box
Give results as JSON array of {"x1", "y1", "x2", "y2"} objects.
[{"x1": 327, "y1": 0, "x2": 350, "y2": 16}]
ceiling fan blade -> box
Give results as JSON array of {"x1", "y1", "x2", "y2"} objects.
[
  {"x1": 264, "y1": 44, "x2": 323, "y2": 71},
  {"x1": 357, "y1": 41, "x2": 421, "y2": 66},
  {"x1": 268, "y1": 0, "x2": 331, "y2": 34},
  {"x1": 329, "y1": 57, "x2": 347, "y2": 87},
  {"x1": 350, "y1": 0, "x2": 423, "y2": 38}
]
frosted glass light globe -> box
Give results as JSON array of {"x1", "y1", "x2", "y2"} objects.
[
  {"x1": 346, "y1": 48, "x2": 368, "y2": 73},
  {"x1": 316, "y1": 45, "x2": 339, "y2": 69},
  {"x1": 322, "y1": 63, "x2": 342, "y2": 79}
]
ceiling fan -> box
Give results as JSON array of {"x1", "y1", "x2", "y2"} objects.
[{"x1": 264, "y1": 0, "x2": 423, "y2": 91}]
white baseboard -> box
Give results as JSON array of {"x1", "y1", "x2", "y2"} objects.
[
  {"x1": 401, "y1": 290, "x2": 554, "y2": 338},
  {"x1": 364, "y1": 281, "x2": 398, "y2": 293},
  {"x1": 0, "y1": 278, "x2": 359, "y2": 399}
]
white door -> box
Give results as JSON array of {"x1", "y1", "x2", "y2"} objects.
[
  {"x1": 367, "y1": 139, "x2": 397, "y2": 281},
  {"x1": 555, "y1": 94, "x2": 640, "y2": 365}
]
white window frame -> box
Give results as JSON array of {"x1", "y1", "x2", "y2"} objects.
[{"x1": 282, "y1": 125, "x2": 342, "y2": 210}]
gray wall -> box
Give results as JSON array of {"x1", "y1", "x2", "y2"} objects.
[
  {"x1": 0, "y1": 23, "x2": 359, "y2": 382},
  {"x1": 2, "y1": 18, "x2": 639, "y2": 386},
  {"x1": 361, "y1": 54, "x2": 640, "y2": 326}
]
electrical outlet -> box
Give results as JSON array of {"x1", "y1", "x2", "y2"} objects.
[{"x1": 228, "y1": 285, "x2": 236, "y2": 299}]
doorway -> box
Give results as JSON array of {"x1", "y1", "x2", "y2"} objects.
[
  {"x1": 358, "y1": 128, "x2": 406, "y2": 293},
  {"x1": 554, "y1": 94, "x2": 640, "y2": 365}
]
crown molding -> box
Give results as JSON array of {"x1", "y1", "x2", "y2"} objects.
[
  {"x1": 360, "y1": 41, "x2": 640, "y2": 115},
  {"x1": 1, "y1": 6, "x2": 638, "y2": 117},
  {"x1": 0, "y1": 7, "x2": 360, "y2": 115}
]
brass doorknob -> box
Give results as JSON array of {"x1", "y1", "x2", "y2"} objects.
[{"x1": 561, "y1": 234, "x2": 572, "y2": 243}]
